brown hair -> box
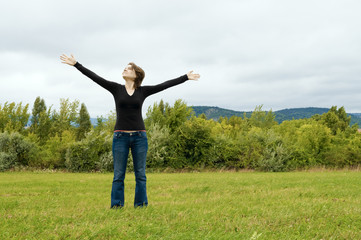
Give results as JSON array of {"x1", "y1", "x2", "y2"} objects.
[{"x1": 128, "y1": 62, "x2": 145, "y2": 89}]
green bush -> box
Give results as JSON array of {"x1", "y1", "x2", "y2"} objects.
[
  {"x1": 146, "y1": 123, "x2": 171, "y2": 168},
  {"x1": 238, "y1": 127, "x2": 265, "y2": 169},
  {"x1": 290, "y1": 123, "x2": 331, "y2": 168},
  {"x1": 0, "y1": 152, "x2": 16, "y2": 171},
  {"x1": 65, "y1": 141, "x2": 94, "y2": 171},
  {"x1": 0, "y1": 131, "x2": 35, "y2": 171},
  {"x1": 257, "y1": 143, "x2": 292, "y2": 172},
  {"x1": 65, "y1": 130, "x2": 112, "y2": 172},
  {"x1": 3, "y1": 99, "x2": 361, "y2": 172},
  {"x1": 96, "y1": 151, "x2": 113, "y2": 172},
  {"x1": 253, "y1": 130, "x2": 292, "y2": 172},
  {"x1": 212, "y1": 135, "x2": 243, "y2": 169},
  {"x1": 172, "y1": 117, "x2": 215, "y2": 168},
  {"x1": 324, "y1": 133, "x2": 361, "y2": 167},
  {"x1": 275, "y1": 119, "x2": 333, "y2": 169}
]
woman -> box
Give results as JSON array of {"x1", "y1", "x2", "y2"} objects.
[{"x1": 60, "y1": 54, "x2": 200, "y2": 208}]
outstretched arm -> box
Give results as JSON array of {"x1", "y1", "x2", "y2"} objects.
[
  {"x1": 60, "y1": 54, "x2": 118, "y2": 94},
  {"x1": 143, "y1": 70, "x2": 200, "y2": 98}
]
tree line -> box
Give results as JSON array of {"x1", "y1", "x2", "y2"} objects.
[
  {"x1": 192, "y1": 106, "x2": 361, "y2": 126},
  {"x1": 1, "y1": 97, "x2": 360, "y2": 172}
]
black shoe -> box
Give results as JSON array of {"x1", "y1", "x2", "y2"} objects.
[
  {"x1": 110, "y1": 205, "x2": 123, "y2": 209},
  {"x1": 134, "y1": 204, "x2": 148, "y2": 209}
]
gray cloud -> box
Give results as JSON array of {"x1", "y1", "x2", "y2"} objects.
[{"x1": 1, "y1": 0, "x2": 361, "y2": 117}]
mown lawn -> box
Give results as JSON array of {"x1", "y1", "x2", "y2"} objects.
[{"x1": 1, "y1": 170, "x2": 361, "y2": 239}]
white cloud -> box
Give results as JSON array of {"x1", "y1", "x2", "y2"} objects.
[{"x1": 1, "y1": 0, "x2": 361, "y2": 117}]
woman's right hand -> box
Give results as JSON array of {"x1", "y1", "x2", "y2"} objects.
[{"x1": 60, "y1": 54, "x2": 77, "y2": 66}]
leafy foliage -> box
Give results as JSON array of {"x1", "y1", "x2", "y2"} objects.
[
  {"x1": 0, "y1": 131, "x2": 35, "y2": 171},
  {"x1": 76, "y1": 103, "x2": 92, "y2": 141},
  {"x1": 65, "y1": 130, "x2": 112, "y2": 172},
  {"x1": 0, "y1": 102, "x2": 29, "y2": 133},
  {"x1": 1, "y1": 97, "x2": 361, "y2": 172}
]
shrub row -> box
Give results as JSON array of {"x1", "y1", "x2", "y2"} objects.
[{"x1": 1, "y1": 100, "x2": 360, "y2": 172}]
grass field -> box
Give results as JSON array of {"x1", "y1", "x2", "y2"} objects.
[{"x1": 1, "y1": 170, "x2": 361, "y2": 239}]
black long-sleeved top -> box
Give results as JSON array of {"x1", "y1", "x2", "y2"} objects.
[{"x1": 74, "y1": 62, "x2": 189, "y2": 131}]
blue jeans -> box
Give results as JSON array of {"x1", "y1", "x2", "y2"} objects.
[{"x1": 111, "y1": 131, "x2": 148, "y2": 208}]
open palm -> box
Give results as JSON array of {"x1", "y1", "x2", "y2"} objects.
[
  {"x1": 60, "y1": 54, "x2": 77, "y2": 66},
  {"x1": 187, "y1": 70, "x2": 200, "y2": 81}
]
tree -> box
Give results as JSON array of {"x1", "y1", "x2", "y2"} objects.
[
  {"x1": 76, "y1": 103, "x2": 92, "y2": 141},
  {"x1": 30, "y1": 97, "x2": 52, "y2": 144},
  {"x1": 321, "y1": 106, "x2": 351, "y2": 135},
  {"x1": 52, "y1": 98, "x2": 79, "y2": 137},
  {"x1": 144, "y1": 99, "x2": 169, "y2": 128},
  {"x1": 94, "y1": 116, "x2": 105, "y2": 133},
  {"x1": 199, "y1": 113, "x2": 207, "y2": 120},
  {"x1": 0, "y1": 102, "x2": 30, "y2": 133},
  {"x1": 145, "y1": 99, "x2": 192, "y2": 133},
  {"x1": 30, "y1": 97, "x2": 46, "y2": 132},
  {"x1": 165, "y1": 99, "x2": 193, "y2": 133},
  {"x1": 249, "y1": 105, "x2": 277, "y2": 129}
]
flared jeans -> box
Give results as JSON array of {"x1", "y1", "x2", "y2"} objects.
[{"x1": 111, "y1": 131, "x2": 148, "y2": 208}]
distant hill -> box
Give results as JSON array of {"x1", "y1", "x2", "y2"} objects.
[
  {"x1": 190, "y1": 106, "x2": 251, "y2": 120},
  {"x1": 351, "y1": 113, "x2": 361, "y2": 117},
  {"x1": 190, "y1": 106, "x2": 361, "y2": 126},
  {"x1": 273, "y1": 107, "x2": 330, "y2": 123}
]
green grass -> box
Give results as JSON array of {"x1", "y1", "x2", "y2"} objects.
[{"x1": 1, "y1": 170, "x2": 361, "y2": 239}]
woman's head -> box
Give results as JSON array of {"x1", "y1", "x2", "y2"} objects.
[{"x1": 122, "y1": 62, "x2": 145, "y2": 89}]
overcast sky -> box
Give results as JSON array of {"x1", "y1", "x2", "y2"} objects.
[{"x1": 1, "y1": 0, "x2": 361, "y2": 117}]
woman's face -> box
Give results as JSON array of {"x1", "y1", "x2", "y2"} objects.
[{"x1": 122, "y1": 64, "x2": 136, "y2": 80}]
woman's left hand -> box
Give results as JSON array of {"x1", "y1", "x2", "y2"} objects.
[
  {"x1": 60, "y1": 54, "x2": 77, "y2": 66},
  {"x1": 187, "y1": 70, "x2": 200, "y2": 81}
]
